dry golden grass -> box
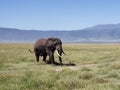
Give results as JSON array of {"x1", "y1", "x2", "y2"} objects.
[{"x1": 0, "y1": 43, "x2": 120, "y2": 90}]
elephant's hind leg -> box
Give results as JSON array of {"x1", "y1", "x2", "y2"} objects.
[{"x1": 35, "y1": 53, "x2": 39, "y2": 62}]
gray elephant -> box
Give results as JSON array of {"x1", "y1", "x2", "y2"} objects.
[{"x1": 29, "y1": 37, "x2": 65, "y2": 66}]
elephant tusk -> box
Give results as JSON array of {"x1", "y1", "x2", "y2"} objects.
[{"x1": 56, "y1": 50, "x2": 62, "y2": 57}]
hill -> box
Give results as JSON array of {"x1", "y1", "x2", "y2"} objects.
[{"x1": 0, "y1": 23, "x2": 120, "y2": 43}]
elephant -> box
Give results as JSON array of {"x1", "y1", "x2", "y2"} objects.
[{"x1": 29, "y1": 37, "x2": 65, "y2": 66}]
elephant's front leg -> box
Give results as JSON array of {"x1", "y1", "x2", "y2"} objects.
[
  {"x1": 43, "y1": 55, "x2": 47, "y2": 62},
  {"x1": 49, "y1": 52, "x2": 55, "y2": 64}
]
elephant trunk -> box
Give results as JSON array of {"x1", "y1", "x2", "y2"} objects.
[
  {"x1": 55, "y1": 46, "x2": 63, "y2": 66},
  {"x1": 56, "y1": 50, "x2": 63, "y2": 66}
]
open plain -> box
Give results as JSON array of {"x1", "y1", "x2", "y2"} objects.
[{"x1": 0, "y1": 43, "x2": 120, "y2": 90}]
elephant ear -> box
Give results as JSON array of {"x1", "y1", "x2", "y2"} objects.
[
  {"x1": 46, "y1": 38, "x2": 58, "y2": 49},
  {"x1": 53, "y1": 39, "x2": 58, "y2": 45},
  {"x1": 46, "y1": 39, "x2": 56, "y2": 49},
  {"x1": 46, "y1": 40, "x2": 52, "y2": 47}
]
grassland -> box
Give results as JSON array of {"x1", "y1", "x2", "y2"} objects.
[{"x1": 0, "y1": 43, "x2": 120, "y2": 90}]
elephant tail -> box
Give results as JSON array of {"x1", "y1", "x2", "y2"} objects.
[{"x1": 28, "y1": 49, "x2": 34, "y2": 53}]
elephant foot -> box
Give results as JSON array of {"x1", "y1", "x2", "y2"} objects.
[
  {"x1": 45, "y1": 60, "x2": 52, "y2": 64},
  {"x1": 42, "y1": 60, "x2": 46, "y2": 62},
  {"x1": 45, "y1": 60, "x2": 61, "y2": 66},
  {"x1": 54, "y1": 62, "x2": 60, "y2": 65}
]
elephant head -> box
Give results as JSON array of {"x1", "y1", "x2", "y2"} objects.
[{"x1": 45, "y1": 38, "x2": 64, "y2": 65}]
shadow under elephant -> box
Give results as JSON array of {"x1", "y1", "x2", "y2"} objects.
[{"x1": 45, "y1": 60, "x2": 76, "y2": 66}]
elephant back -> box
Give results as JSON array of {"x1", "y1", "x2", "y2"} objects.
[{"x1": 34, "y1": 38, "x2": 47, "y2": 54}]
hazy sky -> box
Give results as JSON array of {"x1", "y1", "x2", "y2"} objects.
[{"x1": 0, "y1": 0, "x2": 120, "y2": 30}]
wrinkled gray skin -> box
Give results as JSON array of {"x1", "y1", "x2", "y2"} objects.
[{"x1": 33, "y1": 38, "x2": 64, "y2": 66}]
